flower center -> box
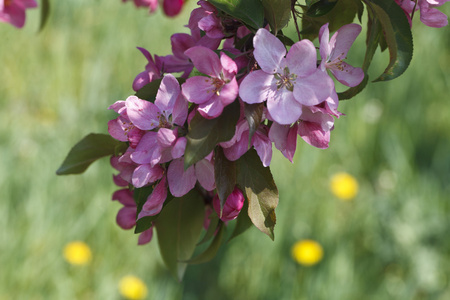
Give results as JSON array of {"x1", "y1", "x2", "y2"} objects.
[
  {"x1": 327, "y1": 52, "x2": 347, "y2": 71},
  {"x1": 211, "y1": 77, "x2": 226, "y2": 96},
  {"x1": 274, "y1": 67, "x2": 297, "y2": 92},
  {"x1": 157, "y1": 111, "x2": 172, "y2": 129}
]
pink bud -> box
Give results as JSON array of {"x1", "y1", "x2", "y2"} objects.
[
  {"x1": 213, "y1": 188, "x2": 245, "y2": 222},
  {"x1": 163, "y1": 0, "x2": 183, "y2": 17}
]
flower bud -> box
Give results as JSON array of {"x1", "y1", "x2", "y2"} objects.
[
  {"x1": 213, "y1": 188, "x2": 245, "y2": 222},
  {"x1": 163, "y1": 0, "x2": 183, "y2": 17}
]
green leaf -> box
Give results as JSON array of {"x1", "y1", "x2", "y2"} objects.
[
  {"x1": 184, "y1": 223, "x2": 225, "y2": 264},
  {"x1": 197, "y1": 214, "x2": 220, "y2": 245},
  {"x1": 244, "y1": 102, "x2": 264, "y2": 148},
  {"x1": 261, "y1": 0, "x2": 291, "y2": 34},
  {"x1": 214, "y1": 147, "x2": 237, "y2": 215},
  {"x1": 184, "y1": 99, "x2": 240, "y2": 169},
  {"x1": 134, "y1": 186, "x2": 154, "y2": 234},
  {"x1": 364, "y1": 0, "x2": 413, "y2": 81},
  {"x1": 236, "y1": 149, "x2": 278, "y2": 240},
  {"x1": 228, "y1": 199, "x2": 253, "y2": 241},
  {"x1": 39, "y1": 0, "x2": 50, "y2": 32},
  {"x1": 301, "y1": 0, "x2": 361, "y2": 41},
  {"x1": 306, "y1": 0, "x2": 338, "y2": 17},
  {"x1": 135, "y1": 78, "x2": 186, "y2": 101},
  {"x1": 208, "y1": 0, "x2": 265, "y2": 30},
  {"x1": 56, "y1": 133, "x2": 126, "y2": 175},
  {"x1": 154, "y1": 190, "x2": 205, "y2": 281}
]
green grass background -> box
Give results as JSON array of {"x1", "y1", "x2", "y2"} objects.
[{"x1": 1, "y1": 1, "x2": 449, "y2": 299}]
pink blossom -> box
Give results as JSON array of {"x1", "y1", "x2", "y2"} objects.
[
  {"x1": 239, "y1": 29, "x2": 335, "y2": 125},
  {"x1": 213, "y1": 187, "x2": 245, "y2": 222},
  {"x1": 0, "y1": 0, "x2": 37, "y2": 28},
  {"x1": 220, "y1": 119, "x2": 273, "y2": 167},
  {"x1": 108, "y1": 101, "x2": 145, "y2": 148},
  {"x1": 182, "y1": 46, "x2": 239, "y2": 118},
  {"x1": 111, "y1": 151, "x2": 138, "y2": 186},
  {"x1": 395, "y1": 0, "x2": 448, "y2": 27},
  {"x1": 319, "y1": 23, "x2": 364, "y2": 87}
]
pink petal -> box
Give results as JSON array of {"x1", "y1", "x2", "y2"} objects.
[
  {"x1": 112, "y1": 189, "x2": 135, "y2": 207},
  {"x1": 293, "y1": 69, "x2": 334, "y2": 106},
  {"x1": 126, "y1": 96, "x2": 160, "y2": 130},
  {"x1": 253, "y1": 130, "x2": 273, "y2": 167},
  {"x1": 167, "y1": 158, "x2": 196, "y2": 197},
  {"x1": 171, "y1": 137, "x2": 187, "y2": 159},
  {"x1": 239, "y1": 71, "x2": 276, "y2": 104},
  {"x1": 139, "y1": 176, "x2": 168, "y2": 218},
  {"x1": 319, "y1": 23, "x2": 331, "y2": 62},
  {"x1": 116, "y1": 207, "x2": 137, "y2": 230},
  {"x1": 286, "y1": 40, "x2": 317, "y2": 77},
  {"x1": 330, "y1": 62, "x2": 364, "y2": 87},
  {"x1": 157, "y1": 128, "x2": 177, "y2": 147},
  {"x1": 182, "y1": 76, "x2": 214, "y2": 104},
  {"x1": 220, "y1": 52, "x2": 238, "y2": 79},
  {"x1": 132, "y1": 164, "x2": 164, "y2": 188},
  {"x1": 267, "y1": 88, "x2": 303, "y2": 125},
  {"x1": 131, "y1": 131, "x2": 160, "y2": 164},
  {"x1": 253, "y1": 28, "x2": 286, "y2": 74},
  {"x1": 298, "y1": 121, "x2": 330, "y2": 149},
  {"x1": 223, "y1": 131, "x2": 250, "y2": 161},
  {"x1": 329, "y1": 24, "x2": 362, "y2": 62},
  {"x1": 138, "y1": 227, "x2": 154, "y2": 245},
  {"x1": 155, "y1": 74, "x2": 181, "y2": 115},
  {"x1": 172, "y1": 94, "x2": 188, "y2": 126},
  {"x1": 170, "y1": 33, "x2": 195, "y2": 59},
  {"x1": 184, "y1": 46, "x2": 222, "y2": 77},
  {"x1": 108, "y1": 118, "x2": 128, "y2": 142},
  {"x1": 195, "y1": 159, "x2": 215, "y2": 191}
]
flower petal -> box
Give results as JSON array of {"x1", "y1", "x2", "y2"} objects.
[
  {"x1": 167, "y1": 158, "x2": 196, "y2": 197},
  {"x1": 239, "y1": 71, "x2": 276, "y2": 104},
  {"x1": 253, "y1": 28, "x2": 286, "y2": 74},
  {"x1": 184, "y1": 46, "x2": 222, "y2": 77},
  {"x1": 287, "y1": 40, "x2": 318, "y2": 77},
  {"x1": 267, "y1": 88, "x2": 303, "y2": 125},
  {"x1": 126, "y1": 96, "x2": 160, "y2": 130}
]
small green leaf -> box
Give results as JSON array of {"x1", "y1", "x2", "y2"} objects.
[
  {"x1": 214, "y1": 147, "x2": 237, "y2": 215},
  {"x1": 364, "y1": 0, "x2": 414, "y2": 81},
  {"x1": 301, "y1": 0, "x2": 361, "y2": 41},
  {"x1": 261, "y1": 0, "x2": 291, "y2": 34},
  {"x1": 306, "y1": 0, "x2": 338, "y2": 17},
  {"x1": 154, "y1": 190, "x2": 205, "y2": 281},
  {"x1": 228, "y1": 199, "x2": 253, "y2": 241},
  {"x1": 183, "y1": 223, "x2": 225, "y2": 265},
  {"x1": 236, "y1": 149, "x2": 278, "y2": 240},
  {"x1": 184, "y1": 99, "x2": 240, "y2": 169},
  {"x1": 208, "y1": 0, "x2": 265, "y2": 30},
  {"x1": 244, "y1": 102, "x2": 264, "y2": 148},
  {"x1": 135, "y1": 78, "x2": 186, "y2": 101},
  {"x1": 39, "y1": 0, "x2": 50, "y2": 32},
  {"x1": 56, "y1": 133, "x2": 126, "y2": 175}
]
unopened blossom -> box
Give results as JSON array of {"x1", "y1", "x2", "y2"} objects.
[
  {"x1": 213, "y1": 187, "x2": 245, "y2": 222},
  {"x1": 182, "y1": 46, "x2": 239, "y2": 118},
  {"x1": 122, "y1": 0, "x2": 158, "y2": 12},
  {"x1": 319, "y1": 23, "x2": 364, "y2": 87},
  {"x1": 0, "y1": 0, "x2": 37, "y2": 28},
  {"x1": 239, "y1": 28, "x2": 334, "y2": 125},
  {"x1": 163, "y1": 0, "x2": 184, "y2": 17}
]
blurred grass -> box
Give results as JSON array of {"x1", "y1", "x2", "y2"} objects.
[{"x1": 1, "y1": 1, "x2": 450, "y2": 299}]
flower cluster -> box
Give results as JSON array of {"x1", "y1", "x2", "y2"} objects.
[{"x1": 107, "y1": 0, "x2": 367, "y2": 244}]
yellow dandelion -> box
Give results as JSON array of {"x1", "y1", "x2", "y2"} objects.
[
  {"x1": 119, "y1": 275, "x2": 148, "y2": 300},
  {"x1": 63, "y1": 241, "x2": 92, "y2": 266},
  {"x1": 330, "y1": 172, "x2": 359, "y2": 201},
  {"x1": 291, "y1": 239, "x2": 324, "y2": 266}
]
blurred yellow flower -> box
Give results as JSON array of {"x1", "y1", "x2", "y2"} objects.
[
  {"x1": 63, "y1": 241, "x2": 92, "y2": 266},
  {"x1": 330, "y1": 172, "x2": 359, "y2": 201},
  {"x1": 119, "y1": 275, "x2": 148, "y2": 300},
  {"x1": 291, "y1": 239, "x2": 323, "y2": 266}
]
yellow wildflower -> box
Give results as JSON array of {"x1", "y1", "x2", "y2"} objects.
[
  {"x1": 119, "y1": 275, "x2": 148, "y2": 300},
  {"x1": 291, "y1": 239, "x2": 323, "y2": 266},
  {"x1": 330, "y1": 172, "x2": 359, "y2": 201},
  {"x1": 63, "y1": 241, "x2": 92, "y2": 265}
]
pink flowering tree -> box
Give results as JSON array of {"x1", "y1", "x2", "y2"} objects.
[{"x1": 5, "y1": 0, "x2": 441, "y2": 280}]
